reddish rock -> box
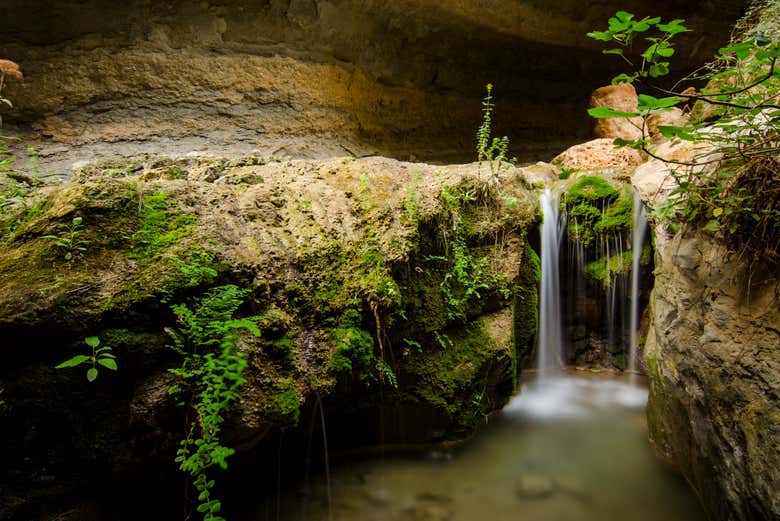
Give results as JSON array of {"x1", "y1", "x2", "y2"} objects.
[{"x1": 589, "y1": 83, "x2": 643, "y2": 140}]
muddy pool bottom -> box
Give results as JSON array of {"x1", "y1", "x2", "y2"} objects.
[{"x1": 245, "y1": 372, "x2": 705, "y2": 521}]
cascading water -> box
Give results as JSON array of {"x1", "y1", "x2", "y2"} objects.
[
  {"x1": 628, "y1": 192, "x2": 649, "y2": 383},
  {"x1": 538, "y1": 189, "x2": 565, "y2": 378}
]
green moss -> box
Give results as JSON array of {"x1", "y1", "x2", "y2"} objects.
[
  {"x1": 513, "y1": 243, "x2": 540, "y2": 374},
  {"x1": 594, "y1": 189, "x2": 633, "y2": 235},
  {"x1": 405, "y1": 317, "x2": 512, "y2": 436},
  {"x1": 269, "y1": 378, "x2": 300, "y2": 425},
  {"x1": 585, "y1": 251, "x2": 633, "y2": 287},
  {"x1": 565, "y1": 176, "x2": 619, "y2": 206},
  {"x1": 328, "y1": 309, "x2": 375, "y2": 378},
  {"x1": 130, "y1": 193, "x2": 197, "y2": 260}
]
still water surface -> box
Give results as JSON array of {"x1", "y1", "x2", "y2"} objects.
[{"x1": 251, "y1": 372, "x2": 705, "y2": 521}]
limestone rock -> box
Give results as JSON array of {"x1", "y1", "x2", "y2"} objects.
[
  {"x1": 552, "y1": 138, "x2": 643, "y2": 173},
  {"x1": 589, "y1": 83, "x2": 643, "y2": 140},
  {"x1": 643, "y1": 219, "x2": 780, "y2": 520},
  {"x1": 646, "y1": 108, "x2": 690, "y2": 143}
]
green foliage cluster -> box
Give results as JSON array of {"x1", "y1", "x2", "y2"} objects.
[
  {"x1": 589, "y1": 8, "x2": 780, "y2": 262},
  {"x1": 130, "y1": 193, "x2": 197, "y2": 260},
  {"x1": 428, "y1": 186, "x2": 495, "y2": 321},
  {"x1": 167, "y1": 284, "x2": 259, "y2": 521},
  {"x1": 42, "y1": 216, "x2": 88, "y2": 261},
  {"x1": 55, "y1": 336, "x2": 118, "y2": 382},
  {"x1": 476, "y1": 84, "x2": 510, "y2": 188}
]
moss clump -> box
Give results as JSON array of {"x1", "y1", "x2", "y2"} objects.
[
  {"x1": 513, "y1": 243, "x2": 540, "y2": 373},
  {"x1": 585, "y1": 251, "x2": 633, "y2": 286},
  {"x1": 328, "y1": 309, "x2": 375, "y2": 379},
  {"x1": 594, "y1": 189, "x2": 633, "y2": 235},
  {"x1": 565, "y1": 176, "x2": 619, "y2": 206},
  {"x1": 130, "y1": 193, "x2": 197, "y2": 260},
  {"x1": 404, "y1": 315, "x2": 513, "y2": 437},
  {"x1": 269, "y1": 378, "x2": 300, "y2": 425},
  {"x1": 563, "y1": 176, "x2": 621, "y2": 245}
]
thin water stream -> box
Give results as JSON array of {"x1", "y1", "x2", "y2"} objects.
[{"x1": 249, "y1": 373, "x2": 704, "y2": 521}]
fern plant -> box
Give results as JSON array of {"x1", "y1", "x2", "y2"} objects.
[{"x1": 167, "y1": 284, "x2": 259, "y2": 521}]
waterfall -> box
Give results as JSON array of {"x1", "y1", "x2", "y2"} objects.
[
  {"x1": 628, "y1": 192, "x2": 648, "y2": 383},
  {"x1": 538, "y1": 189, "x2": 565, "y2": 378}
]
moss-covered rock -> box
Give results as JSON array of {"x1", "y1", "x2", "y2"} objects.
[{"x1": 0, "y1": 155, "x2": 542, "y2": 512}]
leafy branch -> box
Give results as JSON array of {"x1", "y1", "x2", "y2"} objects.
[{"x1": 587, "y1": 10, "x2": 780, "y2": 261}]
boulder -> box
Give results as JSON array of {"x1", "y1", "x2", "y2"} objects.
[
  {"x1": 552, "y1": 138, "x2": 644, "y2": 173},
  {"x1": 589, "y1": 83, "x2": 643, "y2": 140}
]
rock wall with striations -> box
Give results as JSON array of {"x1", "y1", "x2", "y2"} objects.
[
  {"x1": 635, "y1": 168, "x2": 780, "y2": 521},
  {"x1": 0, "y1": 0, "x2": 747, "y2": 174}
]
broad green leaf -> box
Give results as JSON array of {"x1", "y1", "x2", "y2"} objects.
[
  {"x1": 588, "y1": 106, "x2": 640, "y2": 119},
  {"x1": 658, "y1": 125, "x2": 696, "y2": 141},
  {"x1": 56, "y1": 354, "x2": 90, "y2": 368},
  {"x1": 98, "y1": 358, "x2": 118, "y2": 370},
  {"x1": 603, "y1": 48, "x2": 624, "y2": 55},
  {"x1": 637, "y1": 94, "x2": 682, "y2": 110},
  {"x1": 657, "y1": 19, "x2": 689, "y2": 36},
  {"x1": 648, "y1": 62, "x2": 670, "y2": 78},
  {"x1": 85, "y1": 336, "x2": 100, "y2": 348},
  {"x1": 87, "y1": 368, "x2": 99, "y2": 382},
  {"x1": 719, "y1": 42, "x2": 754, "y2": 60},
  {"x1": 712, "y1": 207, "x2": 724, "y2": 217},
  {"x1": 587, "y1": 30, "x2": 612, "y2": 42},
  {"x1": 72, "y1": 216, "x2": 83, "y2": 226}
]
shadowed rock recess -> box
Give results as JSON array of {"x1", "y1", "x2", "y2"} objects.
[{"x1": 0, "y1": 0, "x2": 746, "y2": 173}]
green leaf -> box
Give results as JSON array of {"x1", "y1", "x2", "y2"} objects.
[
  {"x1": 588, "y1": 106, "x2": 640, "y2": 119},
  {"x1": 98, "y1": 358, "x2": 118, "y2": 370},
  {"x1": 587, "y1": 30, "x2": 613, "y2": 42},
  {"x1": 712, "y1": 207, "x2": 724, "y2": 217},
  {"x1": 603, "y1": 48, "x2": 624, "y2": 55},
  {"x1": 657, "y1": 19, "x2": 689, "y2": 36},
  {"x1": 648, "y1": 62, "x2": 670, "y2": 78},
  {"x1": 658, "y1": 125, "x2": 696, "y2": 141},
  {"x1": 637, "y1": 94, "x2": 682, "y2": 110},
  {"x1": 55, "y1": 354, "x2": 90, "y2": 368},
  {"x1": 85, "y1": 336, "x2": 100, "y2": 348},
  {"x1": 705, "y1": 220, "x2": 720, "y2": 232},
  {"x1": 87, "y1": 368, "x2": 99, "y2": 382}
]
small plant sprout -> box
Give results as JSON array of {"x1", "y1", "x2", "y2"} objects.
[
  {"x1": 56, "y1": 336, "x2": 118, "y2": 382},
  {"x1": 42, "y1": 216, "x2": 88, "y2": 260}
]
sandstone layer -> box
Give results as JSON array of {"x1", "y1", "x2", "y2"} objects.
[{"x1": 0, "y1": 0, "x2": 748, "y2": 174}]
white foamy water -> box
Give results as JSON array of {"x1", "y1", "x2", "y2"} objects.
[{"x1": 505, "y1": 374, "x2": 648, "y2": 421}]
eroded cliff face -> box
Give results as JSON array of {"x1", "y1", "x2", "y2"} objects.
[
  {"x1": 0, "y1": 0, "x2": 747, "y2": 174},
  {"x1": 635, "y1": 180, "x2": 780, "y2": 520}
]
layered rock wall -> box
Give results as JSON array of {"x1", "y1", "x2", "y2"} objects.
[
  {"x1": 0, "y1": 0, "x2": 747, "y2": 173},
  {"x1": 636, "y1": 176, "x2": 780, "y2": 520}
]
